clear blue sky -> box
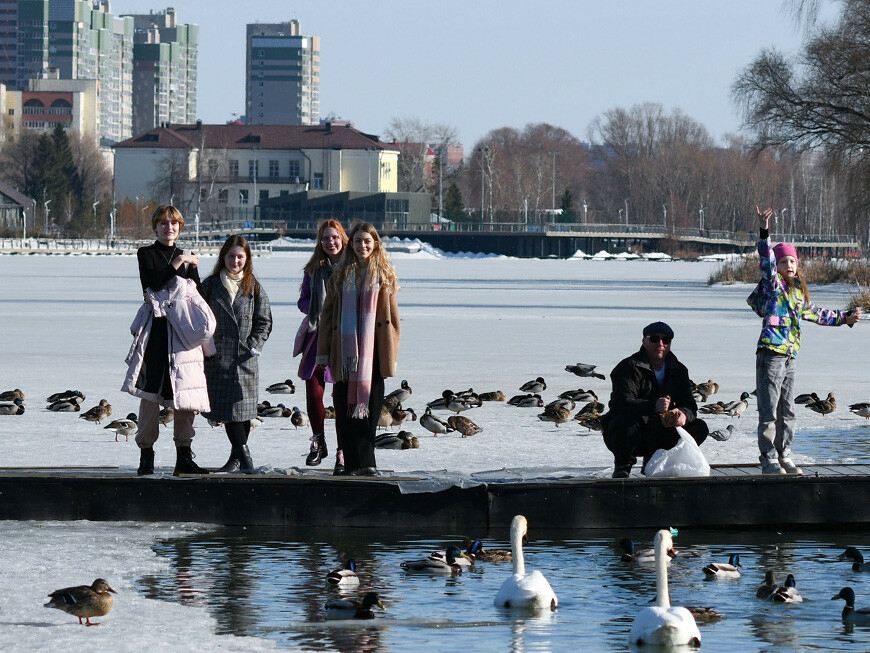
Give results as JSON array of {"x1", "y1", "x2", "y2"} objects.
[{"x1": 114, "y1": 0, "x2": 835, "y2": 148}]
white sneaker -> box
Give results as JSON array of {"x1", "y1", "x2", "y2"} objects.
[
  {"x1": 779, "y1": 456, "x2": 803, "y2": 476},
  {"x1": 760, "y1": 455, "x2": 785, "y2": 475}
]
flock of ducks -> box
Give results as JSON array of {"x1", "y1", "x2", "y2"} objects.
[{"x1": 323, "y1": 514, "x2": 555, "y2": 621}]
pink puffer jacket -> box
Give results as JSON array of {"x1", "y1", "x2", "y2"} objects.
[{"x1": 122, "y1": 277, "x2": 214, "y2": 412}]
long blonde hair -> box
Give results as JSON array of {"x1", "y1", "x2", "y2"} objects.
[{"x1": 330, "y1": 222, "x2": 398, "y2": 293}]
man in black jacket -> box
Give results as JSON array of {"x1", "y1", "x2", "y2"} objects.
[{"x1": 602, "y1": 321, "x2": 709, "y2": 478}]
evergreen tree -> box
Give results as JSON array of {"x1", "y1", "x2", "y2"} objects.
[
  {"x1": 558, "y1": 188, "x2": 576, "y2": 223},
  {"x1": 444, "y1": 182, "x2": 466, "y2": 222}
]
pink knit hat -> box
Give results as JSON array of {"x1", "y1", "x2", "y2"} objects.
[{"x1": 773, "y1": 243, "x2": 798, "y2": 263}]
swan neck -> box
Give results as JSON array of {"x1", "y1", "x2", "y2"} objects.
[
  {"x1": 655, "y1": 541, "x2": 670, "y2": 608},
  {"x1": 511, "y1": 526, "x2": 526, "y2": 575}
]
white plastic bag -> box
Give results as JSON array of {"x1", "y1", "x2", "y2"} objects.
[{"x1": 644, "y1": 426, "x2": 711, "y2": 477}]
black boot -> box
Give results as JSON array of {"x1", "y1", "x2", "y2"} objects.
[
  {"x1": 219, "y1": 450, "x2": 242, "y2": 473},
  {"x1": 137, "y1": 446, "x2": 154, "y2": 475},
  {"x1": 305, "y1": 433, "x2": 328, "y2": 466},
  {"x1": 237, "y1": 444, "x2": 254, "y2": 473},
  {"x1": 174, "y1": 446, "x2": 209, "y2": 476}
]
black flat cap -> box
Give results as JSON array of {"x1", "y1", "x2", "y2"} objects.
[{"x1": 643, "y1": 321, "x2": 674, "y2": 339}]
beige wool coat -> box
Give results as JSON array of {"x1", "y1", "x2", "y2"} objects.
[{"x1": 316, "y1": 279, "x2": 400, "y2": 381}]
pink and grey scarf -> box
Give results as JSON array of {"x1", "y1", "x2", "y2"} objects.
[{"x1": 341, "y1": 269, "x2": 379, "y2": 418}]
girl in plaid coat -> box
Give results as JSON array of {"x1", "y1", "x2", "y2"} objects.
[
  {"x1": 202, "y1": 236, "x2": 273, "y2": 473},
  {"x1": 754, "y1": 207, "x2": 860, "y2": 476}
]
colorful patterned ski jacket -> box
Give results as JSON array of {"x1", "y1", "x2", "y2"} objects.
[{"x1": 756, "y1": 235, "x2": 847, "y2": 358}]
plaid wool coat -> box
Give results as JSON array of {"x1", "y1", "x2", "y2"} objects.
[{"x1": 201, "y1": 275, "x2": 272, "y2": 422}]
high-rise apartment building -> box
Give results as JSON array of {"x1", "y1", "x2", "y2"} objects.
[
  {"x1": 0, "y1": 1, "x2": 197, "y2": 145},
  {"x1": 124, "y1": 7, "x2": 198, "y2": 138},
  {"x1": 246, "y1": 20, "x2": 319, "y2": 126}
]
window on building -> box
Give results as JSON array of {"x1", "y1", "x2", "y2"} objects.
[
  {"x1": 229, "y1": 160, "x2": 239, "y2": 177},
  {"x1": 268, "y1": 160, "x2": 279, "y2": 179},
  {"x1": 239, "y1": 189, "x2": 249, "y2": 204},
  {"x1": 259, "y1": 189, "x2": 269, "y2": 203},
  {"x1": 312, "y1": 173, "x2": 323, "y2": 190},
  {"x1": 288, "y1": 160, "x2": 300, "y2": 179},
  {"x1": 199, "y1": 188, "x2": 208, "y2": 202},
  {"x1": 207, "y1": 159, "x2": 218, "y2": 175},
  {"x1": 248, "y1": 160, "x2": 258, "y2": 179},
  {"x1": 218, "y1": 189, "x2": 228, "y2": 203}
]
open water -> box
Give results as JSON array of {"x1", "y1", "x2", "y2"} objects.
[{"x1": 137, "y1": 525, "x2": 870, "y2": 652}]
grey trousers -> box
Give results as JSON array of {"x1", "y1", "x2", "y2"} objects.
[
  {"x1": 755, "y1": 349, "x2": 796, "y2": 458},
  {"x1": 135, "y1": 398, "x2": 196, "y2": 448}
]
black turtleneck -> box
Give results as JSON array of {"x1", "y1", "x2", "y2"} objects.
[{"x1": 137, "y1": 240, "x2": 201, "y2": 292}]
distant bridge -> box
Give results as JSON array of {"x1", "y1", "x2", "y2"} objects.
[{"x1": 186, "y1": 220, "x2": 862, "y2": 258}]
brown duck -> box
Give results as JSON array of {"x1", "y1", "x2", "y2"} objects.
[{"x1": 45, "y1": 578, "x2": 116, "y2": 626}]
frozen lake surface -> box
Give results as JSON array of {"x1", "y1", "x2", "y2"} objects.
[{"x1": 0, "y1": 250, "x2": 869, "y2": 650}]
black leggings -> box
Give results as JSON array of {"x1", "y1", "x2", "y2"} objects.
[
  {"x1": 333, "y1": 378, "x2": 385, "y2": 471},
  {"x1": 224, "y1": 421, "x2": 251, "y2": 446}
]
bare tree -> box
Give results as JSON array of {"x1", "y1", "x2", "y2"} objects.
[{"x1": 384, "y1": 117, "x2": 458, "y2": 193}]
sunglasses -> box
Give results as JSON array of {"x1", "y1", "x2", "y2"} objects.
[{"x1": 648, "y1": 334, "x2": 672, "y2": 345}]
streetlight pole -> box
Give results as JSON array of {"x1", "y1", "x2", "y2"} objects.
[
  {"x1": 438, "y1": 145, "x2": 444, "y2": 222},
  {"x1": 44, "y1": 199, "x2": 51, "y2": 232},
  {"x1": 476, "y1": 146, "x2": 488, "y2": 222},
  {"x1": 663, "y1": 204, "x2": 667, "y2": 228},
  {"x1": 547, "y1": 151, "x2": 558, "y2": 211},
  {"x1": 582, "y1": 201, "x2": 588, "y2": 224},
  {"x1": 624, "y1": 198, "x2": 629, "y2": 225}
]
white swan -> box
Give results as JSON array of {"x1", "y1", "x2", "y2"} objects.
[
  {"x1": 629, "y1": 529, "x2": 701, "y2": 648},
  {"x1": 493, "y1": 515, "x2": 558, "y2": 611}
]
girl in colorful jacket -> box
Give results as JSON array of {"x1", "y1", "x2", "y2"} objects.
[{"x1": 754, "y1": 206, "x2": 860, "y2": 475}]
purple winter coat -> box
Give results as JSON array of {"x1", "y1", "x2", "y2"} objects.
[{"x1": 294, "y1": 269, "x2": 335, "y2": 383}]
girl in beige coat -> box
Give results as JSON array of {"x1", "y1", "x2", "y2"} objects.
[{"x1": 316, "y1": 222, "x2": 400, "y2": 475}]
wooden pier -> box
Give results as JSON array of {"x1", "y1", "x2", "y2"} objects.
[{"x1": 0, "y1": 463, "x2": 868, "y2": 531}]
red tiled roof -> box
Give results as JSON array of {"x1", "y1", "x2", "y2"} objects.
[{"x1": 114, "y1": 123, "x2": 396, "y2": 151}]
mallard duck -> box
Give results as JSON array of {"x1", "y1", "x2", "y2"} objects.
[
  {"x1": 620, "y1": 537, "x2": 676, "y2": 565},
  {"x1": 560, "y1": 388, "x2": 598, "y2": 402},
  {"x1": 703, "y1": 553, "x2": 741, "y2": 579},
  {"x1": 507, "y1": 393, "x2": 543, "y2": 408},
  {"x1": 467, "y1": 539, "x2": 512, "y2": 562},
  {"x1": 546, "y1": 397, "x2": 575, "y2": 411},
  {"x1": 380, "y1": 406, "x2": 416, "y2": 428},
  {"x1": 519, "y1": 377, "x2": 546, "y2": 393},
  {"x1": 290, "y1": 406, "x2": 310, "y2": 428},
  {"x1": 795, "y1": 392, "x2": 820, "y2": 405},
  {"x1": 426, "y1": 391, "x2": 452, "y2": 410},
  {"x1": 401, "y1": 545, "x2": 466, "y2": 575},
  {"x1": 324, "y1": 405, "x2": 336, "y2": 420},
  {"x1": 838, "y1": 547, "x2": 870, "y2": 572},
  {"x1": 576, "y1": 400, "x2": 605, "y2": 415},
  {"x1": 104, "y1": 413, "x2": 139, "y2": 442},
  {"x1": 726, "y1": 392, "x2": 751, "y2": 418},
  {"x1": 47, "y1": 397, "x2": 81, "y2": 412},
  {"x1": 574, "y1": 411, "x2": 604, "y2": 432},
  {"x1": 455, "y1": 388, "x2": 482, "y2": 406},
  {"x1": 538, "y1": 405, "x2": 571, "y2": 426},
  {"x1": 46, "y1": 389, "x2": 83, "y2": 403},
  {"x1": 447, "y1": 414, "x2": 482, "y2": 437},
  {"x1": 806, "y1": 392, "x2": 836, "y2": 415},
  {"x1": 324, "y1": 591, "x2": 384, "y2": 620},
  {"x1": 80, "y1": 400, "x2": 112, "y2": 423},
  {"x1": 327, "y1": 560, "x2": 360, "y2": 587},
  {"x1": 478, "y1": 390, "x2": 506, "y2": 402},
  {"x1": 696, "y1": 380, "x2": 720, "y2": 398},
  {"x1": 0, "y1": 388, "x2": 25, "y2": 402},
  {"x1": 849, "y1": 402, "x2": 870, "y2": 419},
  {"x1": 158, "y1": 406, "x2": 174, "y2": 425},
  {"x1": 374, "y1": 430, "x2": 419, "y2": 449},
  {"x1": 266, "y1": 379, "x2": 296, "y2": 394},
  {"x1": 699, "y1": 401, "x2": 728, "y2": 415},
  {"x1": 756, "y1": 570, "x2": 779, "y2": 599},
  {"x1": 384, "y1": 379, "x2": 412, "y2": 407},
  {"x1": 420, "y1": 406, "x2": 453, "y2": 436},
  {"x1": 629, "y1": 529, "x2": 701, "y2": 648},
  {"x1": 44, "y1": 578, "x2": 116, "y2": 626},
  {"x1": 565, "y1": 363, "x2": 606, "y2": 379},
  {"x1": 258, "y1": 402, "x2": 286, "y2": 418},
  {"x1": 0, "y1": 398, "x2": 25, "y2": 415},
  {"x1": 429, "y1": 540, "x2": 481, "y2": 568},
  {"x1": 686, "y1": 606, "x2": 724, "y2": 623},
  {"x1": 494, "y1": 515, "x2": 558, "y2": 611},
  {"x1": 442, "y1": 390, "x2": 475, "y2": 413},
  {"x1": 832, "y1": 587, "x2": 870, "y2": 623},
  {"x1": 771, "y1": 573, "x2": 802, "y2": 603}
]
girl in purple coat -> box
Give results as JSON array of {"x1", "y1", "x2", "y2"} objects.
[{"x1": 294, "y1": 219, "x2": 348, "y2": 470}]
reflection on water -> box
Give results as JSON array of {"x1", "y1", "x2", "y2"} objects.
[{"x1": 135, "y1": 527, "x2": 870, "y2": 651}]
